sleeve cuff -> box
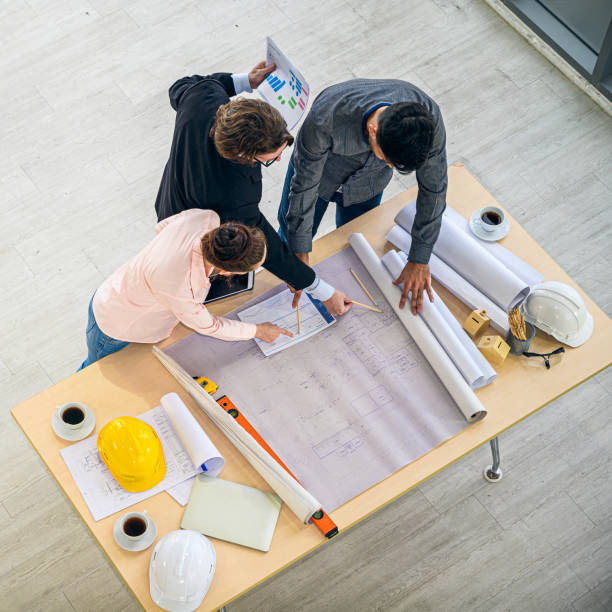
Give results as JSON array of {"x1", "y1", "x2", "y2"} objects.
[
  {"x1": 408, "y1": 239, "x2": 433, "y2": 265},
  {"x1": 408, "y1": 238, "x2": 432, "y2": 264},
  {"x1": 231, "y1": 73, "x2": 252, "y2": 95},
  {"x1": 305, "y1": 276, "x2": 335, "y2": 302},
  {"x1": 288, "y1": 234, "x2": 313, "y2": 254}
]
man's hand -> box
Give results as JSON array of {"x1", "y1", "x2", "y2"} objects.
[
  {"x1": 248, "y1": 60, "x2": 276, "y2": 89},
  {"x1": 255, "y1": 322, "x2": 294, "y2": 343},
  {"x1": 323, "y1": 290, "x2": 353, "y2": 317},
  {"x1": 392, "y1": 262, "x2": 434, "y2": 315},
  {"x1": 289, "y1": 252, "x2": 310, "y2": 308}
]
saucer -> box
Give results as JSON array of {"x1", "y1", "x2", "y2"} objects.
[
  {"x1": 52, "y1": 403, "x2": 96, "y2": 442},
  {"x1": 113, "y1": 515, "x2": 157, "y2": 552},
  {"x1": 469, "y1": 209, "x2": 510, "y2": 242}
]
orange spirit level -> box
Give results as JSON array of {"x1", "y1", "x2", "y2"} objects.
[{"x1": 216, "y1": 394, "x2": 339, "y2": 539}]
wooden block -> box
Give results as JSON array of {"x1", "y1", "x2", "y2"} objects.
[
  {"x1": 478, "y1": 335, "x2": 510, "y2": 364},
  {"x1": 462, "y1": 309, "x2": 490, "y2": 338}
]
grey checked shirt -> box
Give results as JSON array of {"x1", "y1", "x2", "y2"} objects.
[{"x1": 286, "y1": 78, "x2": 447, "y2": 263}]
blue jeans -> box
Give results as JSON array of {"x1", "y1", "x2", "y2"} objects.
[
  {"x1": 79, "y1": 295, "x2": 129, "y2": 370},
  {"x1": 277, "y1": 154, "x2": 384, "y2": 245}
]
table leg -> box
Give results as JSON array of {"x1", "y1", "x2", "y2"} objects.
[{"x1": 483, "y1": 436, "x2": 503, "y2": 482}]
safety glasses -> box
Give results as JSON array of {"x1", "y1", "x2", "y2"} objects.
[{"x1": 522, "y1": 347, "x2": 565, "y2": 369}]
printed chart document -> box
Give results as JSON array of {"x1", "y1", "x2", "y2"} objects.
[
  {"x1": 61, "y1": 406, "x2": 200, "y2": 520},
  {"x1": 238, "y1": 289, "x2": 335, "y2": 356},
  {"x1": 258, "y1": 37, "x2": 310, "y2": 130}
]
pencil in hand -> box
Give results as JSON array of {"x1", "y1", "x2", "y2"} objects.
[{"x1": 296, "y1": 302, "x2": 301, "y2": 334}]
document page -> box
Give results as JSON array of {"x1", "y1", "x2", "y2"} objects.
[
  {"x1": 60, "y1": 406, "x2": 199, "y2": 520},
  {"x1": 258, "y1": 36, "x2": 310, "y2": 130},
  {"x1": 238, "y1": 289, "x2": 335, "y2": 356}
]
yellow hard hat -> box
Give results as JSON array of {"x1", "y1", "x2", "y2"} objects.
[{"x1": 97, "y1": 416, "x2": 166, "y2": 492}]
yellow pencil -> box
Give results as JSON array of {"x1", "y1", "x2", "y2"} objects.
[
  {"x1": 296, "y1": 302, "x2": 301, "y2": 334},
  {"x1": 350, "y1": 300, "x2": 382, "y2": 313},
  {"x1": 350, "y1": 268, "x2": 378, "y2": 306}
]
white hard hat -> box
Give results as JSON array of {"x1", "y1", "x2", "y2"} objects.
[
  {"x1": 522, "y1": 281, "x2": 593, "y2": 347},
  {"x1": 149, "y1": 530, "x2": 216, "y2": 612}
]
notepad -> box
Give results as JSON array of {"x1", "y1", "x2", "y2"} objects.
[{"x1": 181, "y1": 474, "x2": 282, "y2": 552}]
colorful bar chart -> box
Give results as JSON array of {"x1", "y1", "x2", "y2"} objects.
[
  {"x1": 289, "y1": 70, "x2": 303, "y2": 96},
  {"x1": 266, "y1": 74, "x2": 286, "y2": 92},
  {"x1": 261, "y1": 37, "x2": 311, "y2": 130}
]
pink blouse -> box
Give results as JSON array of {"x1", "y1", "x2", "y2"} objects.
[{"x1": 93, "y1": 209, "x2": 257, "y2": 343}]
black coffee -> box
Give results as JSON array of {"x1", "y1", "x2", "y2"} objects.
[
  {"x1": 123, "y1": 516, "x2": 146, "y2": 537},
  {"x1": 481, "y1": 211, "x2": 502, "y2": 225},
  {"x1": 62, "y1": 406, "x2": 85, "y2": 425}
]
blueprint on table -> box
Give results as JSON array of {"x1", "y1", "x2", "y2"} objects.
[{"x1": 165, "y1": 247, "x2": 474, "y2": 512}]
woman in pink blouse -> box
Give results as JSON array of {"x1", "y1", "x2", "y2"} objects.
[{"x1": 79, "y1": 209, "x2": 292, "y2": 369}]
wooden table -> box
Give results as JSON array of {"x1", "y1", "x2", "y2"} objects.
[{"x1": 11, "y1": 164, "x2": 612, "y2": 611}]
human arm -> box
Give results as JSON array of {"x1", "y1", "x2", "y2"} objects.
[
  {"x1": 168, "y1": 61, "x2": 276, "y2": 110},
  {"x1": 284, "y1": 115, "x2": 334, "y2": 253},
  {"x1": 408, "y1": 117, "x2": 447, "y2": 265},
  {"x1": 156, "y1": 290, "x2": 291, "y2": 343},
  {"x1": 396, "y1": 116, "x2": 447, "y2": 314},
  {"x1": 289, "y1": 252, "x2": 352, "y2": 316},
  {"x1": 169, "y1": 73, "x2": 236, "y2": 110}
]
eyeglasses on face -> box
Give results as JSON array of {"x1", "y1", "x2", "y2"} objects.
[
  {"x1": 522, "y1": 347, "x2": 565, "y2": 369},
  {"x1": 255, "y1": 157, "x2": 278, "y2": 167}
]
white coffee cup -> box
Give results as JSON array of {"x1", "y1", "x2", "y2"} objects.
[
  {"x1": 478, "y1": 206, "x2": 505, "y2": 232},
  {"x1": 120, "y1": 511, "x2": 151, "y2": 541},
  {"x1": 55, "y1": 402, "x2": 87, "y2": 430}
]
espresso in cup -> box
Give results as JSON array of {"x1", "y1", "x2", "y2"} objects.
[
  {"x1": 123, "y1": 516, "x2": 147, "y2": 538},
  {"x1": 477, "y1": 206, "x2": 505, "y2": 232},
  {"x1": 481, "y1": 210, "x2": 502, "y2": 225},
  {"x1": 61, "y1": 405, "x2": 85, "y2": 425}
]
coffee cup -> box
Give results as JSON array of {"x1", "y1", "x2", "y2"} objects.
[
  {"x1": 478, "y1": 206, "x2": 505, "y2": 232},
  {"x1": 55, "y1": 402, "x2": 87, "y2": 430},
  {"x1": 121, "y1": 511, "x2": 150, "y2": 541}
]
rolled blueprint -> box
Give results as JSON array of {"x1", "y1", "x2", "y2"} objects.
[
  {"x1": 161, "y1": 392, "x2": 224, "y2": 476},
  {"x1": 395, "y1": 205, "x2": 530, "y2": 310},
  {"x1": 386, "y1": 224, "x2": 509, "y2": 334},
  {"x1": 381, "y1": 250, "x2": 496, "y2": 389},
  {"x1": 443, "y1": 205, "x2": 544, "y2": 287},
  {"x1": 153, "y1": 347, "x2": 322, "y2": 524},
  {"x1": 350, "y1": 233, "x2": 486, "y2": 422}
]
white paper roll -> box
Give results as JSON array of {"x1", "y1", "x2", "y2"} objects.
[
  {"x1": 382, "y1": 250, "x2": 496, "y2": 390},
  {"x1": 350, "y1": 233, "x2": 486, "y2": 422},
  {"x1": 161, "y1": 392, "x2": 224, "y2": 476},
  {"x1": 395, "y1": 205, "x2": 529, "y2": 310},
  {"x1": 386, "y1": 225, "x2": 509, "y2": 334},
  {"x1": 153, "y1": 348, "x2": 322, "y2": 524},
  {"x1": 443, "y1": 205, "x2": 544, "y2": 287}
]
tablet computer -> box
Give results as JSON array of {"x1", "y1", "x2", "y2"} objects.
[{"x1": 204, "y1": 271, "x2": 255, "y2": 304}]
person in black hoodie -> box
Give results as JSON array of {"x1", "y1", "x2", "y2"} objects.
[{"x1": 154, "y1": 61, "x2": 351, "y2": 316}]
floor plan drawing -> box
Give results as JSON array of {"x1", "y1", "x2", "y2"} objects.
[{"x1": 165, "y1": 247, "x2": 477, "y2": 511}]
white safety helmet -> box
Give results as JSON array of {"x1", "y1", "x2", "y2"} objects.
[
  {"x1": 149, "y1": 530, "x2": 216, "y2": 612},
  {"x1": 522, "y1": 281, "x2": 593, "y2": 347}
]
